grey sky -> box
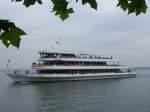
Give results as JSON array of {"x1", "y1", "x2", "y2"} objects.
[{"x1": 0, "y1": 0, "x2": 150, "y2": 68}]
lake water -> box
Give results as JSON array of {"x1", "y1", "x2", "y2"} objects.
[{"x1": 0, "y1": 68, "x2": 150, "y2": 112}]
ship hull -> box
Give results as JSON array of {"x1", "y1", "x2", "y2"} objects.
[{"x1": 7, "y1": 72, "x2": 136, "y2": 82}]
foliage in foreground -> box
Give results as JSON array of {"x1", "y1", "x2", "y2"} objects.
[{"x1": 0, "y1": 0, "x2": 148, "y2": 48}]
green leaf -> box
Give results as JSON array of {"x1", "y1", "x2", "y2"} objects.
[
  {"x1": 117, "y1": 0, "x2": 128, "y2": 11},
  {"x1": 0, "y1": 19, "x2": 26, "y2": 48},
  {"x1": 52, "y1": 0, "x2": 74, "y2": 21},
  {"x1": 82, "y1": 0, "x2": 97, "y2": 9},
  {"x1": 117, "y1": 0, "x2": 148, "y2": 15},
  {"x1": 0, "y1": 20, "x2": 15, "y2": 32},
  {"x1": 12, "y1": 0, "x2": 43, "y2": 7}
]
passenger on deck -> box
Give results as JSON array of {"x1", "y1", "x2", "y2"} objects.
[{"x1": 25, "y1": 70, "x2": 29, "y2": 74}]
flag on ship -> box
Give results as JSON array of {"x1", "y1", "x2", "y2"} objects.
[
  {"x1": 56, "y1": 37, "x2": 61, "y2": 46},
  {"x1": 8, "y1": 59, "x2": 11, "y2": 63}
]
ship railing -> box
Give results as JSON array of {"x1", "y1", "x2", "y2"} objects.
[
  {"x1": 40, "y1": 56, "x2": 112, "y2": 60},
  {"x1": 7, "y1": 69, "x2": 37, "y2": 76},
  {"x1": 120, "y1": 68, "x2": 136, "y2": 73},
  {"x1": 43, "y1": 64, "x2": 122, "y2": 66}
]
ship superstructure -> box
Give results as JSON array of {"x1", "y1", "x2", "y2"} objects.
[{"x1": 34, "y1": 51, "x2": 122, "y2": 74}]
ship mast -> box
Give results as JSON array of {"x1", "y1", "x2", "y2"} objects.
[
  {"x1": 56, "y1": 37, "x2": 62, "y2": 58},
  {"x1": 6, "y1": 59, "x2": 11, "y2": 73}
]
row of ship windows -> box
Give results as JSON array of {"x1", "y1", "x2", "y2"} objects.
[
  {"x1": 40, "y1": 53, "x2": 75, "y2": 58},
  {"x1": 38, "y1": 69, "x2": 121, "y2": 74},
  {"x1": 40, "y1": 53, "x2": 112, "y2": 59},
  {"x1": 43, "y1": 61, "x2": 107, "y2": 66}
]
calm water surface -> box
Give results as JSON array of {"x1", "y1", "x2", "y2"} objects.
[{"x1": 0, "y1": 68, "x2": 150, "y2": 112}]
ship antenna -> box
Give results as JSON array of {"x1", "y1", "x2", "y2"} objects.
[{"x1": 56, "y1": 37, "x2": 62, "y2": 57}]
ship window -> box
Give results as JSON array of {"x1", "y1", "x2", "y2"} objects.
[{"x1": 38, "y1": 69, "x2": 120, "y2": 74}]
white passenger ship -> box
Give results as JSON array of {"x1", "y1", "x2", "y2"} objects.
[{"x1": 7, "y1": 50, "x2": 136, "y2": 82}]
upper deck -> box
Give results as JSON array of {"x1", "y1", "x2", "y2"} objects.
[
  {"x1": 38, "y1": 51, "x2": 112, "y2": 61},
  {"x1": 31, "y1": 51, "x2": 122, "y2": 70}
]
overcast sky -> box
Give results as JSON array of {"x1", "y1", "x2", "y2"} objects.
[{"x1": 0, "y1": 0, "x2": 150, "y2": 68}]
